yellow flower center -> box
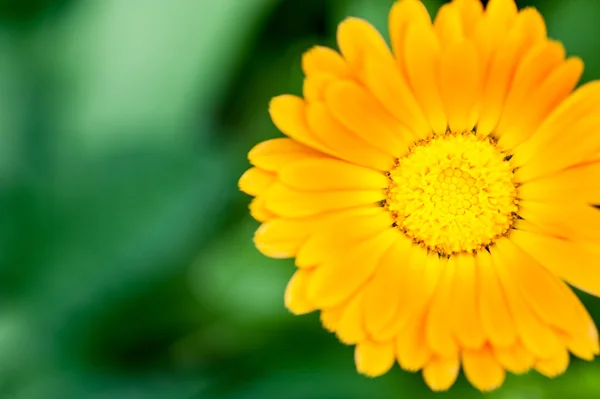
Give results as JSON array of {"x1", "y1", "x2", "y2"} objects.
[{"x1": 386, "y1": 133, "x2": 519, "y2": 255}]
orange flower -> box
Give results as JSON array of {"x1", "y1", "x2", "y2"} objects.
[{"x1": 239, "y1": 0, "x2": 600, "y2": 392}]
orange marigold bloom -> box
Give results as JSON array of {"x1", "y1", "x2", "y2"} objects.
[{"x1": 239, "y1": 0, "x2": 600, "y2": 392}]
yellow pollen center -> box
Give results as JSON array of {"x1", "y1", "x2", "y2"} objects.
[{"x1": 386, "y1": 133, "x2": 518, "y2": 255}]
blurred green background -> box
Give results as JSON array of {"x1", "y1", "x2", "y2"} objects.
[{"x1": 2, "y1": 0, "x2": 600, "y2": 398}]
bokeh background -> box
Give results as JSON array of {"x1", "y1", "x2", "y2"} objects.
[{"x1": 2, "y1": 0, "x2": 600, "y2": 398}]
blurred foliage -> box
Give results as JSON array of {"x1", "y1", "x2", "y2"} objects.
[{"x1": 1, "y1": 0, "x2": 600, "y2": 398}]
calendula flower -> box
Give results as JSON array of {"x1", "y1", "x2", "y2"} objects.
[{"x1": 239, "y1": 0, "x2": 600, "y2": 392}]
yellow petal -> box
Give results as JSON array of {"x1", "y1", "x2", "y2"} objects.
[
  {"x1": 476, "y1": 8, "x2": 546, "y2": 137},
  {"x1": 462, "y1": 346, "x2": 506, "y2": 392},
  {"x1": 516, "y1": 115, "x2": 600, "y2": 182},
  {"x1": 336, "y1": 291, "x2": 367, "y2": 344},
  {"x1": 249, "y1": 197, "x2": 277, "y2": 222},
  {"x1": 302, "y1": 46, "x2": 351, "y2": 77},
  {"x1": 434, "y1": 3, "x2": 464, "y2": 47},
  {"x1": 439, "y1": 40, "x2": 481, "y2": 133},
  {"x1": 324, "y1": 81, "x2": 411, "y2": 157},
  {"x1": 493, "y1": 341, "x2": 534, "y2": 374},
  {"x1": 355, "y1": 341, "x2": 395, "y2": 377},
  {"x1": 495, "y1": 238, "x2": 588, "y2": 334},
  {"x1": 296, "y1": 208, "x2": 392, "y2": 268},
  {"x1": 263, "y1": 182, "x2": 384, "y2": 218},
  {"x1": 396, "y1": 313, "x2": 432, "y2": 372},
  {"x1": 389, "y1": 0, "x2": 431, "y2": 78},
  {"x1": 363, "y1": 236, "x2": 414, "y2": 339},
  {"x1": 320, "y1": 304, "x2": 346, "y2": 333},
  {"x1": 285, "y1": 269, "x2": 316, "y2": 315},
  {"x1": 518, "y1": 201, "x2": 600, "y2": 244},
  {"x1": 305, "y1": 102, "x2": 395, "y2": 171},
  {"x1": 422, "y1": 356, "x2": 460, "y2": 392},
  {"x1": 563, "y1": 325, "x2": 600, "y2": 361},
  {"x1": 453, "y1": 0, "x2": 484, "y2": 37},
  {"x1": 470, "y1": 0, "x2": 518, "y2": 76},
  {"x1": 337, "y1": 17, "x2": 390, "y2": 76},
  {"x1": 426, "y1": 256, "x2": 459, "y2": 357},
  {"x1": 362, "y1": 53, "x2": 430, "y2": 141},
  {"x1": 484, "y1": 0, "x2": 518, "y2": 27},
  {"x1": 248, "y1": 137, "x2": 324, "y2": 172},
  {"x1": 510, "y1": 230, "x2": 600, "y2": 297},
  {"x1": 404, "y1": 22, "x2": 447, "y2": 134},
  {"x1": 476, "y1": 250, "x2": 517, "y2": 347},
  {"x1": 338, "y1": 15, "x2": 429, "y2": 137},
  {"x1": 518, "y1": 161, "x2": 600, "y2": 204},
  {"x1": 491, "y1": 240, "x2": 563, "y2": 359},
  {"x1": 303, "y1": 73, "x2": 338, "y2": 103},
  {"x1": 307, "y1": 229, "x2": 399, "y2": 308},
  {"x1": 497, "y1": 57, "x2": 583, "y2": 151},
  {"x1": 239, "y1": 167, "x2": 276, "y2": 196},
  {"x1": 511, "y1": 81, "x2": 600, "y2": 171},
  {"x1": 534, "y1": 347, "x2": 570, "y2": 378},
  {"x1": 253, "y1": 216, "x2": 322, "y2": 258},
  {"x1": 280, "y1": 158, "x2": 387, "y2": 192},
  {"x1": 450, "y1": 254, "x2": 486, "y2": 349},
  {"x1": 495, "y1": 40, "x2": 565, "y2": 148},
  {"x1": 378, "y1": 249, "x2": 442, "y2": 341},
  {"x1": 269, "y1": 95, "x2": 337, "y2": 155}
]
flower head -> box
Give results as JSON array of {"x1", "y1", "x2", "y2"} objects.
[{"x1": 239, "y1": 0, "x2": 600, "y2": 392}]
